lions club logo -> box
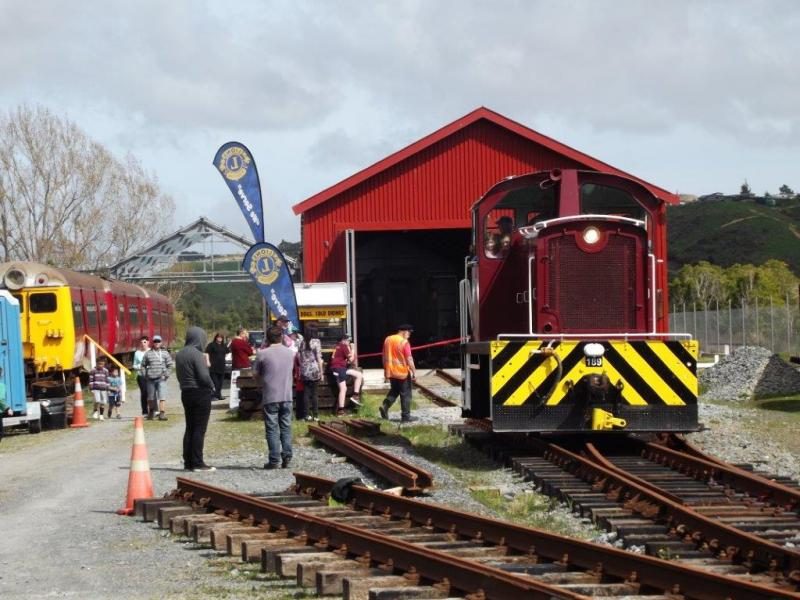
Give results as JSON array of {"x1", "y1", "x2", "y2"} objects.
[
  {"x1": 249, "y1": 247, "x2": 282, "y2": 286},
  {"x1": 218, "y1": 146, "x2": 251, "y2": 181}
]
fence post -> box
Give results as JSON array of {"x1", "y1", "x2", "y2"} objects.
[
  {"x1": 729, "y1": 299, "x2": 733, "y2": 350},
  {"x1": 770, "y1": 296, "x2": 774, "y2": 353},
  {"x1": 742, "y1": 298, "x2": 746, "y2": 347}
]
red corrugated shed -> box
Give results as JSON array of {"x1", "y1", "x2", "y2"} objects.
[{"x1": 293, "y1": 107, "x2": 676, "y2": 282}]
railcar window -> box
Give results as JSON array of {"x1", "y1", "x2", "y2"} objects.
[
  {"x1": 580, "y1": 184, "x2": 645, "y2": 220},
  {"x1": 73, "y1": 302, "x2": 83, "y2": 329},
  {"x1": 11, "y1": 293, "x2": 23, "y2": 311},
  {"x1": 87, "y1": 303, "x2": 97, "y2": 327},
  {"x1": 29, "y1": 292, "x2": 57, "y2": 313},
  {"x1": 129, "y1": 305, "x2": 139, "y2": 326},
  {"x1": 99, "y1": 302, "x2": 107, "y2": 325}
]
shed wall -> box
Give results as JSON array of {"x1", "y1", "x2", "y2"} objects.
[{"x1": 302, "y1": 120, "x2": 585, "y2": 282}]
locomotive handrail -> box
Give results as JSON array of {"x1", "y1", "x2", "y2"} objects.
[
  {"x1": 518, "y1": 214, "x2": 646, "y2": 239},
  {"x1": 496, "y1": 331, "x2": 693, "y2": 340},
  {"x1": 83, "y1": 334, "x2": 131, "y2": 375}
]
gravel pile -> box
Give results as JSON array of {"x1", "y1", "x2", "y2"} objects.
[{"x1": 699, "y1": 346, "x2": 800, "y2": 401}]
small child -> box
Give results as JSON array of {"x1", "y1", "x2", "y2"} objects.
[
  {"x1": 107, "y1": 367, "x2": 122, "y2": 419},
  {"x1": 89, "y1": 357, "x2": 110, "y2": 421}
]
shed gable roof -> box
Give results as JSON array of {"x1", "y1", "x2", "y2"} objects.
[{"x1": 292, "y1": 106, "x2": 676, "y2": 215}]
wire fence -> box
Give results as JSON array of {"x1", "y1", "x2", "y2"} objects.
[{"x1": 669, "y1": 296, "x2": 800, "y2": 355}]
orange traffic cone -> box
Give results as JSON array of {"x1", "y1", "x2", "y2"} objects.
[
  {"x1": 70, "y1": 377, "x2": 89, "y2": 428},
  {"x1": 117, "y1": 416, "x2": 155, "y2": 515}
]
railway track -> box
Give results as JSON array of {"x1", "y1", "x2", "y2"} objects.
[
  {"x1": 136, "y1": 475, "x2": 800, "y2": 599},
  {"x1": 452, "y1": 425, "x2": 800, "y2": 591}
]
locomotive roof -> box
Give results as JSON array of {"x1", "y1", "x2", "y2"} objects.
[
  {"x1": 471, "y1": 169, "x2": 669, "y2": 212},
  {"x1": 0, "y1": 261, "x2": 171, "y2": 304}
]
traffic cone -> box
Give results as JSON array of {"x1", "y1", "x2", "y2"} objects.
[
  {"x1": 117, "y1": 416, "x2": 155, "y2": 515},
  {"x1": 70, "y1": 378, "x2": 89, "y2": 428}
]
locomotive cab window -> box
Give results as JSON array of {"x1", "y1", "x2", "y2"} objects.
[
  {"x1": 580, "y1": 184, "x2": 646, "y2": 220},
  {"x1": 482, "y1": 185, "x2": 557, "y2": 258},
  {"x1": 29, "y1": 292, "x2": 57, "y2": 313}
]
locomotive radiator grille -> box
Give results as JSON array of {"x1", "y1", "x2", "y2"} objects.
[
  {"x1": 548, "y1": 235, "x2": 638, "y2": 330},
  {"x1": 490, "y1": 339, "x2": 698, "y2": 408}
]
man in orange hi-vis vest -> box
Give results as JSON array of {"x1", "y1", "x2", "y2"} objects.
[{"x1": 379, "y1": 324, "x2": 417, "y2": 423}]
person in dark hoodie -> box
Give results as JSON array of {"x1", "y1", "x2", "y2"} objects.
[{"x1": 175, "y1": 326, "x2": 217, "y2": 472}]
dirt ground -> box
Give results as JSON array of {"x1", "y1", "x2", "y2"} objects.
[{"x1": 0, "y1": 378, "x2": 247, "y2": 600}]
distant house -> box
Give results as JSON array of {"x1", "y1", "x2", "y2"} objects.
[
  {"x1": 698, "y1": 192, "x2": 726, "y2": 202},
  {"x1": 678, "y1": 194, "x2": 698, "y2": 204}
]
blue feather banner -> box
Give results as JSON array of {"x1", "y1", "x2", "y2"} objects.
[
  {"x1": 242, "y1": 242, "x2": 299, "y2": 332},
  {"x1": 213, "y1": 142, "x2": 264, "y2": 243}
]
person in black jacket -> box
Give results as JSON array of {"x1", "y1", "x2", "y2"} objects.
[
  {"x1": 205, "y1": 332, "x2": 227, "y2": 401},
  {"x1": 175, "y1": 326, "x2": 216, "y2": 472}
]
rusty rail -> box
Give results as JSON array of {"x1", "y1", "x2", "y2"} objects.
[
  {"x1": 173, "y1": 477, "x2": 586, "y2": 600},
  {"x1": 534, "y1": 439, "x2": 800, "y2": 574},
  {"x1": 293, "y1": 472, "x2": 799, "y2": 600},
  {"x1": 434, "y1": 368, "x2": 460, "y2": 386},
  {"x1": 413, "y1": 380, "x2": 458, "y2": 407},
  {"x1": 307, "y1": 423, "x2": 434, "y2": 493}
]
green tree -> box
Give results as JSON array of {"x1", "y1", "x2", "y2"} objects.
[
  {"x1": 669, "y1": 261, "x2": 726, "y2": 308},
  {"x1": 779, "y1": 184, "x2": 795, "y2": 198},
  {"x1": 740, "y1": 180, "x2": 752, "y2": 197}
]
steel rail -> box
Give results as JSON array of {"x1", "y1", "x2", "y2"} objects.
[
  {"x1": 413, "y1": 380, "x2": 458, "y2": 407},
  {"x1": 534, "y1": 439, "x2": 800, "y2": 574},
  {"x1": 656, "y1": 434, "x2": 800, "y2": 506},
  {"x1": 640, "y1": 440, "x2": 800, "y2": 509},
  {"x1": 307, "y1": 424, "x2": 433, "y2": 492},
  {"x1": 173, "y1": 477, "x2": 587, "y2": 600},
  {"x1": 434, "y1": 368, "x2": 461, "y2": 386},
  {"x1": 293, "y1": 472, "x2": 799, "y2": 600}
]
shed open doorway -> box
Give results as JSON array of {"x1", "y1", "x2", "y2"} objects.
[{"x1": 351, "y1": 229, "x2": 470, "y2": 368}]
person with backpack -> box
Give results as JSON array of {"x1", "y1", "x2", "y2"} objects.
[{"x1": 296, "y1": 332, "x2": 323, "y2": 422}]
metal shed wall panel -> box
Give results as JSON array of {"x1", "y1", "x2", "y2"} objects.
[{"x1": 303, "y1": 120, "x2": 585, "y2": 282}]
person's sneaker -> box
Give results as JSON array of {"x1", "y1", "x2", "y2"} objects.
[
  {"x1": 304, "y1": 416, "x2": 313, "y2": 422},
  {"x1": 281, "y1": 459, "x2": 291, "y2": 469},
  {"x1": 158, "y1": 413, "x2": 168, "y2": 421},
  {"x1": 92, "y1": 411, "x2": 99, "y2": 420},
  {"x1": 116, "y1": 414, "x2": 122, "y2": 419},
  {"x1": 336, "y1": 409, "x2": 346, "y2": 417},
  {"x1": 99, "y1": 414, "x2": 105, "y2": 421},
  {"x1": 263, "y1": 462, "x2": 280, "y2": 470},
  {"x1": 349, "y1": 395, "x2": 362, "y2": 406},
  {"x1": 312, "y1": 416, "x2": 320, "y2": 422},
  {"x1": 401, "y1": 416, "x2": 419, "y2": 423},
  {"x1": 379, "y1": 405, "x2": 388, "y2": 420},
  {"x1": 192, "y1": 465, "x2": 216, "y2": 472}
]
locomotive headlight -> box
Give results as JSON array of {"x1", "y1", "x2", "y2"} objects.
[
  {"x1": 584, "y1": 343, "x2": 605, "y2": 358},
  {"x1": 4, "y1": 268, "x2": 26, "y2": 290},
  {"x1": 582, "y1": 226, "x2": 601, "y2": 245},
  {"x1": 35, "y1": 273, "x2": 49, "y2": 285}
]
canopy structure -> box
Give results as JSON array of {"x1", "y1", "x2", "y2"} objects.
[{"x1": 109, "y1": 217, "x2": 296, "y2": 284}]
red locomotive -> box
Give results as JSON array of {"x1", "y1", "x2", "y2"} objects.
[{"x1": 460, "y1": 169, "x2": 698, "y2": 433}]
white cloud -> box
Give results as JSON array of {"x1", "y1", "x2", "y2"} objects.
[{"x1": 0, "y1": 0, "x2": 797, "y2": 241}]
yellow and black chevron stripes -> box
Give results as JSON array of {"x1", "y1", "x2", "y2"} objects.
[{"x1": 490, "y1": 340, "x2": 698, "y2": 408}]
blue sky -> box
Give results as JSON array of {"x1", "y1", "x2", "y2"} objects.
[{"x1": 2, "y1": 0, "x2": 797, "y2": 245}]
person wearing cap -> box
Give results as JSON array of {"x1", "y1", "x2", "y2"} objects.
[
  {"x1": 380, "y1": 324, "x2": 416, "y2": 423},
  {"x1": 141, "y1": 334, "x2": 173, "y2": 420},
  {"x1": 253, "y1": 325, "x2": 295, "y2": 470},
  {"x1": 275, "y1": 315, "x2": 294, "y2": 348}
]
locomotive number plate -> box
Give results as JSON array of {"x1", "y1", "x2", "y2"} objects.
[{"x1": 585, "y1": 357, "x2": 603, "y2": 367}]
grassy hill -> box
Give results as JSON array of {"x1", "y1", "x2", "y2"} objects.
[{"x1": 667, "y1": 198, "x2": 800, "y2": 275}]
